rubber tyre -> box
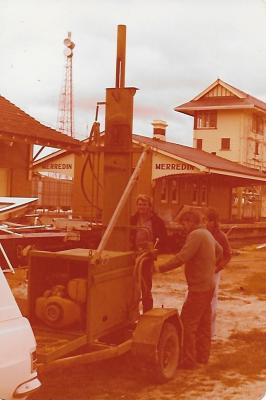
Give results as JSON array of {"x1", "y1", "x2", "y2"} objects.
[
  {"x1": 44, "y1": 302, "x2": 63, "y2": 324},
  {"x1": 154, "y1": 321, "x2": 180, "y2": 383}
]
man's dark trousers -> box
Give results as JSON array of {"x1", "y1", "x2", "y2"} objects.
[
  {"x1": 180, "y1": 289, "x2": 214, "y2": 367},
  {"x1": 141, "y1": 258, "x2": 153, "y2": 312}
]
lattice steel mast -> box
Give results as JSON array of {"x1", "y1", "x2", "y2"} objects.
[{"x1": 57, "y1": 32, "x2": 75, "y2": 137}]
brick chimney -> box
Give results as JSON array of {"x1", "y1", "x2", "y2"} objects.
[{"x1": 152, "y1": 120, "x2": 168, "y2": 141}]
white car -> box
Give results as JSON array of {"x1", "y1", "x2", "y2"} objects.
[{"x1": 0, "y1": 268, "x2": 41, "y2": 400}]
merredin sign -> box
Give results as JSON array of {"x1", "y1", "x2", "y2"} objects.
[
  {"x1": 44, "y1": 163, "x2": 72, "y2": 170},
  {"x1": 34, "y1": 154, "x2": 74, "y2": 178},
  {"x1": 152, "y1": 153, "x2": 199, "y2": 179},
  {"x1": 155, "y1": 163, "x2": 195, "y2": 171}
]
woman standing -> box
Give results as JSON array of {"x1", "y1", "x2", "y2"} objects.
[{"x1": 205, "y1": 208, "x2": 232, "y2": 337}]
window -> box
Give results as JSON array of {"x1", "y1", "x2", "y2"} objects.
[
  {"x1": 194, "y1": 111, "x2": 217, "y2": 129},
  {"x1": 196, "y1": 138, "x2": 203, "y2": 150},
  {"x1": 192, "y1": 183, "x2": 199, "y2": 204},
  {"x1": 200, "y1": 185, "x2": 207, "y2": 205},
  {"x1": 221, "y1": 138, "x2": 230, "y2": 150},
  {"x1": 252, "y1": 114, "x2": 264, "y2": 134},
  {"x1": 160, "y1": 178, "x2": 168, "y2": 203},
  {"x1": 255, "y1": 142, "x2": 259, "y2": 156},
  {"x1": 171, "y1": 179, "x2": 178, "y2": 203}
]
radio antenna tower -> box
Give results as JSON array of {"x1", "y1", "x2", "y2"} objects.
[{"x1": 57, "y1": 32, "x2": 75, "y2": 137}]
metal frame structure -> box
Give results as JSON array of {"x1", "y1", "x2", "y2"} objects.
[{"x1": 57, "y1": 32, "x2": 75, "y2": 137}]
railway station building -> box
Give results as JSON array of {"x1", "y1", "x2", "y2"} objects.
[
  {"x1": 33, "y1": 122, "x2": 266, "y2": 224},
  {"x1": 174, "y1": 79, "x2": 266, "y2": 220},
  {"x1": 4, "y1": 77, "x2": 265, "y2": 225},
  {"x1": 0, "y1": 94, "x2": 79, "y2": 204}
]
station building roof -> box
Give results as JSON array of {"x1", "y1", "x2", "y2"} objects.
[
  {"x1": 133, "y1": 134, "x2": 266, "y2": 184},
  {"x1": 0, "y1": 95, "x2": 80, "y2": 150},
  {"x1": 175, "y1": 79, "x2": 266, "y2": 116},
  {"x1": 33, "y1": 131, "x2": 266, "y2": 185}
]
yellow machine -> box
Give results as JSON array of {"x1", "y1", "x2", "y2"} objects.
[{"x1": 28, "y1": 25, "x2": 183, "y2": 383}]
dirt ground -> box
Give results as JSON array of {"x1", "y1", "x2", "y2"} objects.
[{"x1": 29, "y1": 244, "x2": 266, "y2": 400}]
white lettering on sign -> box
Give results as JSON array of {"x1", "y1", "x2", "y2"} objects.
[
  {"x1": 44, "y1": 163, "x2": 73, "y2": 170},
  {"x1": 155, "y1": 163, "x2": 194, "y2": 171}
]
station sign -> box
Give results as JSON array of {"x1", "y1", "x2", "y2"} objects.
[
  {"x1": 34, "y1": 153, "x2": 74, "y2": 178},
  {"x1": 152, "y1": 152, "x2": 200, "y2": 179}
]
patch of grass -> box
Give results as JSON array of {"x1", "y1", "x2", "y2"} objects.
[
  {"x1": 206, "y1": 329, "x2": 266, "y2": 385},
  {"x1": 225, "y1": 257, "x2": 266, "y2": 299},
  {"x1": 243, "y1": 272, "x2": 266, "y2": 299},
  {"x1": 230, "y1": 328, "x2": 266, "y2": 343}
]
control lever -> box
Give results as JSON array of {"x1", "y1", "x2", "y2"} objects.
[{"x1": 139, "y1": 238, "x2": 159, "y2": 261}]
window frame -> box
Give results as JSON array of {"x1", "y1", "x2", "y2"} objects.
[
  {"x1": 160, "y1": 178, "x2": 168, "y2": 203},
  {"x1": 252, "y1": 114, "x2": 264, "y2": 135},
  {"x1": 194, "y1": 111, "x2": 217, "y2": 130},
  {"x1": 192, "y1": 183, "x2": 199, "y2": 205},
  {"x1": 170, "y1": 179, "x2": 179, "y2": 204},
  {"x1": 196, "y1": 138, "x2": 203, "y2": 150},
  {"x1": 221, "y1": 138, "x2": 231, "y2": 151},
  {"x1": 200, "y1": 184, "x2": 207, "y2": 205}
]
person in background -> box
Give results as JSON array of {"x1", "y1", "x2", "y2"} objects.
[
  {"x1": 204, "y1": 208, "x2": 232, "y2": 337},
  {"x1": 130, "y1": 194, "x2": 167, "y2": 312},
  {"x1": 155, "y1": 209, "x2": 223, "y2": 369}
]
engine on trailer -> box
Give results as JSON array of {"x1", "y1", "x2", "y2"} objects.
[{"x1": 35, "y1": 278, "x2": 87, "y2": 328}]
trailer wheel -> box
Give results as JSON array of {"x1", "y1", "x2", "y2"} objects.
[
  {"x1": 154, "y1": 321, "x2": 179, "y2": 383},
  {"x1": 44, "y1": 302, "x2": 63, "y2": 324}
]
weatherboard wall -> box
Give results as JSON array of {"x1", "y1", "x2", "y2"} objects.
[{"x1": 0, "y1": 142, "x2": 31, "y2": 197}]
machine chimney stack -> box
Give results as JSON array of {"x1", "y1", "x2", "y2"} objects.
[
  {"x1": 152, "y1": 120, "x2": 168, "y2": 141},
  {"x1": 116, "y1": 25, "x2": 126, "y2": 88},
  {"x1": 103, "y1": 24, "x2": 137, "y2": 251}
]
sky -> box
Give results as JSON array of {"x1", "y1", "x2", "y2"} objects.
[{"x1": 1, "y1": 0, "x2": 266, "y2": 149}]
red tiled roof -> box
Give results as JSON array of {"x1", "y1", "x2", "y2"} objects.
[
  {"x1": 175, "y1": 79, "x2": 266, "y2": 116},
  {"x1": 0, "y1": 95, "x2": 80, "y2": 149},
  {"x1": 31, "y1": 130, "x2": 266, "y2": 182},
  {"x1": 133, "y1": 134, "x2": 266, "y2": 181}
]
